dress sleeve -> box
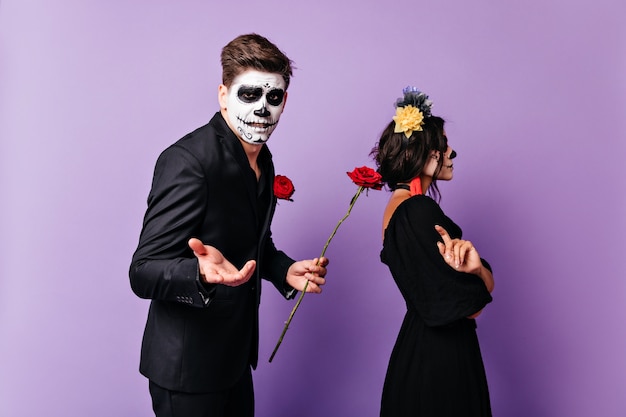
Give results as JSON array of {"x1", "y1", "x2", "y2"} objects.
[{"x1": 382, "y1": 197, "x2": 492, "y2": 326}]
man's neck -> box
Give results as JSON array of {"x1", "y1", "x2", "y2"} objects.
[
  {"x1": 220, "y1": 108, "x2": 263, "y2": 178},
  {"x1": 242, "y1": 140, "x2": 262, "y2": 180}
]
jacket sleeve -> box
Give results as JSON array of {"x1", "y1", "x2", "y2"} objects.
[
  {"x1": 382, "y1": 197, "x2": 492, "y2": 326},
  {"x1": 129, "y1": 145, "x2": 214, "y2": 307},
  {"x1": 260, "y1": 231, "x2": 297, "y2": 299}
]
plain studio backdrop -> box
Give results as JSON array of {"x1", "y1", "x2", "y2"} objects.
[{"x1": 1, "y1": 1, "x2": 625, "y2": 416}]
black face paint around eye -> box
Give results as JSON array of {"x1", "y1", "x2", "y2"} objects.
[
  {"x1": 266, "y1": 88, "x2": 285, "y2": 106},
  {"x1": 237, "y1": 86, "x2": 263, "y2": 103}
]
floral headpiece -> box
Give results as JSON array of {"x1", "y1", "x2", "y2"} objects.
[{"x1": 392, "y1": 86, "x2": 433, "y2": 138}]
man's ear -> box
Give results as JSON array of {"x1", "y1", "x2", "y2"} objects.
[{"x1": 218, "y1": 84, "x2": 228, "y2": 110}]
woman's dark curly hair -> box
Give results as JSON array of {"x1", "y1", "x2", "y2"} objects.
[{"x1": 370, "y1": 115, "x2": 447, "y2": 201}]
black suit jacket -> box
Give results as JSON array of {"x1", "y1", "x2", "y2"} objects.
[{"x1": 130, "y1": 112, "x2": 295, "y2": 393}]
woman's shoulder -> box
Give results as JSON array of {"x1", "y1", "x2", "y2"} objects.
[
  {"x1": 384, "y1": 194, "x2": 442, "y2": 232},
  {"x1": 397, "y1": 194, "x2": 441, "y2": 216}
]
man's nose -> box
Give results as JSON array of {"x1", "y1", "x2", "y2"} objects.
[{"x1": 254, "y1": 106, "x2": 270, "y2": 117}]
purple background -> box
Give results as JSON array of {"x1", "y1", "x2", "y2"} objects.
[{"x1": 1, "y1": 1, "x2": 625, "y2": 416}]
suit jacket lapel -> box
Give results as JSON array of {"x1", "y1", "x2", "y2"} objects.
[
  {"x1": 210, "y1": 113, "x2": 258, "y2": 219},
  {"x1": 258, "y1": 147, "x2": 275, "y2": 239}
]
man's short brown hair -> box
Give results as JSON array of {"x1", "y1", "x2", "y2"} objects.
[{"x1": 221, "y1": 33, "x2": 294, "y2": 89}]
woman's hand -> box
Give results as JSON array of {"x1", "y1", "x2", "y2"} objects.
[
  {"x1": 434, "y1": 225, "x2": 482, "y2": 274},
  {"x1": 435, "y1": 225, "x2": 494, "y2": 293}
]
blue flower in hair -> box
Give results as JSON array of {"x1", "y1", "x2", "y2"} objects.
[{"x1": 395, "y1": 86, "x2": 433, "y2": 118}]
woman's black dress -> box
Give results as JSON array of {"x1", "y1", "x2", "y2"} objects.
[{"x1": 380, "y1": 195, "x2": 493, "y2": 417}]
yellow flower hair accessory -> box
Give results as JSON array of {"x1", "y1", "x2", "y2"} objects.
[
  {"x1": 393, "y1": 105, "x2": 425, "y2": 138},
  {"x1": 393, "y1": 86, "x2": 434, "y2": 138}
]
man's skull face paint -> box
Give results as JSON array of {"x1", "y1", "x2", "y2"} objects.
[{"x1": 226, "y1": 71, "x2": 286, "y2": 145}]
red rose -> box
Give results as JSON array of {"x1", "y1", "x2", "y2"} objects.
[
  {"x1": 269, "y1": 165, "x2": 382, "y2": 362},
  {"x1": 274, "y1": 175, "x2": 295, "y2": 201},
  {"x1": 347, "y1": 166, "x2": 383, "y2": 190}
]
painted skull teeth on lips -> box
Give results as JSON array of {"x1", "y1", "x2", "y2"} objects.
[{"x1": 236, "y1": 116, "x2": 278, "y2": 130}]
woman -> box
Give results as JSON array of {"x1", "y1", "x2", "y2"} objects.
[{"x1": 371, "y1": 87, "x2": 495, "y2": 416}]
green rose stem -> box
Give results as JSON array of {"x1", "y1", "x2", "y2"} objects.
[{"x1": 269, "y1": 185, "x2": 365, "y2": 362}]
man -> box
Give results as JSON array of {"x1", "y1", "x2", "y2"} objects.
[{"x1": 129, "y1": 33, "x2": 328, "y2": 417}]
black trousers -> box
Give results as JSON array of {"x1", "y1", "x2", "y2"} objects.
[{"x1": 149, "y1": 367, "x2": 254, "y2": 417}]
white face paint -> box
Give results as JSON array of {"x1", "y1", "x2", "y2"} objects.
[{"x1": 224, "y1": 71, "x2": 286, "y2": 145}]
